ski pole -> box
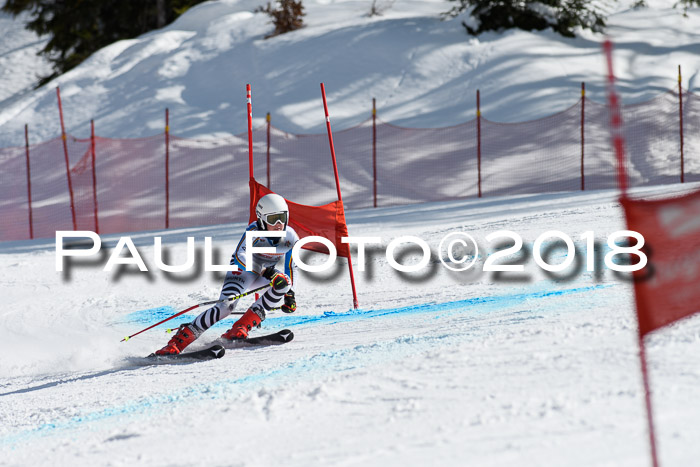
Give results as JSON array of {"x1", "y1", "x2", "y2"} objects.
[
  {"x1": 121, "y1": 284, "x2": 271, "y2": 342},
  {"x1": 163, "y1": 306, "x2": 286, "y2": 333}
]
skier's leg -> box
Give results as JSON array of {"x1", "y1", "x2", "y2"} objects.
[
  {"x1": 154, "y1": 322, "x2": 200, "y2": 355},
  {"x1": 221, "y1": 271, "x2": 291, "y2": 340},
  {"x1": 251, "y1": 271, "x2": 291, "y2": 318},
  {"x1": 192, "y1": 271, "x2": 259, "y2": 332},
  {"x1": 155, "y1": 271, "x2": 260, "y2": 355}
]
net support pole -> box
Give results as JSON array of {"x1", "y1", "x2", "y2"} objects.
[
  {"x1": 604, "y1": 39, "x2": 657, "y2": 467},
  {"x1": 56, "y1": 86, "x2": 77, "y2": 230},
  {"x1": 24, "y1": 124, "x2": 33, "y2": 239},
  {"x1": 372, "y1": 98, "x2": 377, "y2": 208},
  {"x1": 90, "y1": 120, "x2": 99, "y2": 234},
  {"x1": 320, "y1": 83, "x2": 359, "y2": 309},
  {"x1": 678, "y1": 65, "x2": 684, "y2": 184},
  {"x1": 581, "y1": 82, "x2": 586, "y2": 191},
  {"x1": 165, "y1": 108, "x2": 170, "y2": 229},
  {"x1": 477, "y1": 90, "x2": 482, "y2": 198},
  {"x1": 266, "y1": 112, "x2": 271, "y2": 188}
]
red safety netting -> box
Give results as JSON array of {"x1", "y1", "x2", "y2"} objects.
[
  {"x1": 169, "y1": 135, "x2": 249, "y2": 228},
  {"x1": 481, "y1": 103, "x2": 582, "y2": 196},
  {"x1": 0, "y1": 144, "x2": 30, "y2": 241},
  {"x1": 375, "y1": 120, "x2": 479, "y2": 204},
  {"x1": 584, "y1": 92, "x2": 686, "y2": 190},
  {"x1": 257, "y1": 122, "x2": 374, "y2": 209},
  {"x1": 1, "y1": 90, "x2": 698, "y2": 242},
  {"x1": 89, "y1": 135, "x2": 167, "y2": 234}
]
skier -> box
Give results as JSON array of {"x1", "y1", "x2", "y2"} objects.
[{"x1": 155, "y1": 193, "x2": 299, "y2": 355}]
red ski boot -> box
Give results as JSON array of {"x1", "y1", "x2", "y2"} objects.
[
  {"x1": 155, "y1": 323, "x2": 199, "y2": 355},
  {"x1": 221, "y1": 308, "x2": 261, "y2": 340}
]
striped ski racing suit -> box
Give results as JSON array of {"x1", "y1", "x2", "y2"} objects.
[{"x1": 191, "y1": 222, "x2": 299, "y2": 332}]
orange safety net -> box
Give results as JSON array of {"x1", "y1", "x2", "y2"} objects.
[
  {"x1": 0, "y1": 144, "x2": 30, "y2": 241},
  {"x1": 1, "y1": 90, "x2": 698, "y2": 242}
]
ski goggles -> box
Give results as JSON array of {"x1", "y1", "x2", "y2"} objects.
[{"x1": 262, "y1": 212, "x2": 287, "y2": 226}]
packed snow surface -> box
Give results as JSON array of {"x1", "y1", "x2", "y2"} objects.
[
  {"x1": 0, "y1": 0, "x2": 698, "y2": 147},
  {"x1": 2, "y1": 184, "x2": 700, "y2": 466}
]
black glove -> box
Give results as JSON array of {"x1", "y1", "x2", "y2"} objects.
[
  {"x1": 261, "y1": 267, "x2": 290, "y2": 291},
  {"x1": 261, "y1": 266, "x2": 277, "y2": 281},
  {"x1": 282, "y1": 290, "x2": 296, "y2": 313}
]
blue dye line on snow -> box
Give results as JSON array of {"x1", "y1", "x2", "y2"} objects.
[
  {"x1": 2, "y1": 324, "x2": 505, "y2": 449},
  {"x1": 4, "y1": 283, "x2": 612, "y2": 449},
  {"x1": 2, "y1": 365, "x2": 289, "y2": 449},
  {"x1": 123, "y1": 306, "x2": 176, "y2": 324},
  {"x1": 121, "y1": 284, "x2": 611, "y2": 331},
  {"x1": 265, "y1": 284, "x2": 610, "y2": 328},
  {"x1": 2, "y1": 336, "x2": 431, "y2": 449}
]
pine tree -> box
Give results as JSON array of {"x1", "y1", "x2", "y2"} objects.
[
  {"x1": 445, "y1": 0, "x2": 608, "y2": 38},
  {"x1": 676, "y1": 0, "x2": 700, "y2": 16},
  {"x1": 2, "y1": 0, "x2": 208, "y2": 86},
  {"x1": 257, "y1": 0, "x2": 305, "y2": 38}
]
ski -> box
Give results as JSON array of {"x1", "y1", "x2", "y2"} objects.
[
  {"x1": 220, "y1": 329, "x2": 294, "y2": 348},
  {"x1": 145, "y1": 344, "x2": 225, "y2": 362},
  {"x1": 140, "y1": 330, "x2": 293, "y2": 364}
]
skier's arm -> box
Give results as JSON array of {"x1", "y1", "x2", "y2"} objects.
[
  {"x1": 259, "y1": 265, "x2": 295, "y2": 313},
  {"x1": 280, "y1": 233, "x2": 298, "y2": 313},
  {"x1": 283, "y1": 228, "x2": 300, "y2": 284},
  {"x1": 282, "y1": 289, "x2": 296, "y2": 313},
  {"x1": 230, "y1": 223, "x2": 264, "y2": 274},
  {"x1": 283, "y1": 248, "x2": 296, "y2": 285}
]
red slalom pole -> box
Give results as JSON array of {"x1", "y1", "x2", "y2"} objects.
[
  {"x1": 639, "y1": 335, "x2": 660, "y2": 467},
  {"x1": 246, "y1": 84, "x2": 260, "y2": 300},
  {"x1": 320, "y1": 83, "x2": 359, "y2": 309},
  {"x1": 604, "y1": 39, "x2": 657, "y2": 467},
  {"x1": 56, "y1": 86, "x2": 77, "y2": 230},
  {"x1": 247, "y1": 84, "x2": 254, "y2": 180},
  {"x1": 603, "y1": 40, "x2": 629, "y2": 197}
]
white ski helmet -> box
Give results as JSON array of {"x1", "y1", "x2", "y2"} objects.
[{"x1": 255, "y1": 193, "x2": 289, "y2": 230}]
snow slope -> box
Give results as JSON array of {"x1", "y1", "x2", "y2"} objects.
[
  {"x1": 0, "y1": 0, "x2": 698, "y2": 147},
  {"x1": 2, "y1": 183, "x2": 700, "y2": 466},
  {"x1": 0, "y1": 10, "x2": 51, "y2": 112}
]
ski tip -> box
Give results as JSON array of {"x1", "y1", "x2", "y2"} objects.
[
  {"x1": 279, "y1": 329, "x2": 294, "y2": 342},
  {"x1": 144, "y1": 344, "x2": 226, "y2": 361},
  {"x1": 210, "y1": 344, "x2": 226, "y2": 358}
]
